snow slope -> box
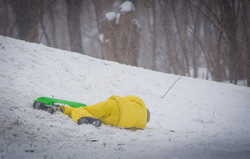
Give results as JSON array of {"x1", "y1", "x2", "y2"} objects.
[{"x1": 0, "y1": 35, "x2": 250, "y2": 159}]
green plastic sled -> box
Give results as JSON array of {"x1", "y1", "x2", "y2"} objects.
[{"x1": 34, "y1": 97, "x2": 87, "y2": 108}]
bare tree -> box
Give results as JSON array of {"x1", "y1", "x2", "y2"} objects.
[
  {"x1": 219, "y1": 0, "x2": 241, "y2": 84},
  {"x1": 10, "y1": 0, "x2": 43, "y2": 42},
  {"x1": 48, "y1": 1, "x2": 58, "y2": 48},
  {"x1": 191, "y1": 0, "x2": 226, "y2": 82},
  {"x1": 66, "y1": 0, "x2": 84, "y2": 54},
  {"x1": 92, "y1": 0, "x2": 114, "y2": 58},
  {"x1": 172, "y1": 0, "x2": 191, "y2": 76},
  {"x1": 189, "y1": 1, "x2": 202, "y2": 78},
  {"x1": 100, "y1": 1, "x2": 141, "y2": 66},
  {"x1": 241, "y1": 0, "x2": 250, "y2": 86},
  {"x1": 158, "y1": 0, "x2": 178, "y2": 74},
  {"x1": 146, "y1": 0, "x2": 157, "y2": 70},
  {"x1": 0, "y1": 1, "x2": 12, "y2": 36}
]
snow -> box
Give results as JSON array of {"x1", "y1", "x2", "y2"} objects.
[
  {"x1": 105, "y1": 12, "x2": 116, "y2": 21},
  {"x1": 104, "y1": 2, "x2": 138, "y2": 25},
  {"x1": 98, "y1": 34, "x2": 104, "y2": 43},
  {"x1": 116, "y1": 13, "x2": 121, "y2": 24},
  {"x1": 120, "y1": 1, "x2": 135, "y2": 13},
  {"x1": 134, "y1": 19, "x2": 141, "y2": 28},
  {"x1": 0, "y1": 35, "x2": 250, "y2": 159}
]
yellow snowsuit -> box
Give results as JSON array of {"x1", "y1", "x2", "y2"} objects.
[{"x1": 60, "y1": 95, "x2": 148, "y2": 129}]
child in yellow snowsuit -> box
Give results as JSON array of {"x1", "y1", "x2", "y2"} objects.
[{"x1": 60, "y1": 95, "x2": 150, "y2": 129}]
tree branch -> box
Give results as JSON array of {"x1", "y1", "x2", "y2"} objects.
[{"x1": 161, "y1": 76, "x2": 182, "y2": 98}]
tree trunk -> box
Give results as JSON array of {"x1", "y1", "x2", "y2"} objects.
[
  {"x1": 66, "y1": 0, "x2": 84, "y2": 54},
  {"x1": 48, "y1": 3, "x2": 58, "y2": 48},
  {"x1": 220, "y1": 0, "x2": 241, "y2": 84},
  {"x1": 100, "y1": 2, "x2": 140, "y2": 66},
  {"x1": 241, "y1": 1, "x2": 250, "y2": 86},
  {"x1": 172, "y1": 1, "x2": 190, "y2": 76},
  {"x1": 159, "y1": 0, "x2": 178, "y2": 74},
  {"x1": 151, "y1": 0, "x2": 157, "y2": 70},
  {"x1": 10, "y1": 0, "x2": 42, "y2": 42}
]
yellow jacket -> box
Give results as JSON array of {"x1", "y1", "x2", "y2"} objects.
[{"x1": 60, "y1": 95, "x2": 147, "y2": 129}]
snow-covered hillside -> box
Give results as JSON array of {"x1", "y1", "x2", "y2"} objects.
[{"x1": 0, "y1": 35, "x2": 250, "y2": 159}]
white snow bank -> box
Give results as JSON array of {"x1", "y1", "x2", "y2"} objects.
[{"x1": 0, "y1": 35, "x2": 250, "y2": 159}]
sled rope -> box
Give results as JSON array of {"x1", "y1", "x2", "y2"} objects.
[{"x1": 161, "y1": 76, "x2": 183, "y2": 98}]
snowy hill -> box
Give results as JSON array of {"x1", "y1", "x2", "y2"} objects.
[{"x1": 0, "y1": 35, "x2": 250, "y2": 159}]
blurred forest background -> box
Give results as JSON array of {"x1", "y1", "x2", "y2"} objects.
[{"x1": 0, "y1": 0, "x2": 249, "y2": 86}]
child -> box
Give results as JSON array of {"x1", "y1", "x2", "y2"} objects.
[{"x1": 60, "y1": 95, "x2": 150, "y2": 129}]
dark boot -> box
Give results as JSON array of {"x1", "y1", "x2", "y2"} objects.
[
  {"x1": 33, "y1": 101, "x2": 56, "y2": 114},
  {"x1": 77, "y1": 117, "x2": 102, "y2": 127}
]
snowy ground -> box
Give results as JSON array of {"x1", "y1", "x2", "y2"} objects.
[{"x1": 0, "y1": 35, "x2": 250, "y2": 159}]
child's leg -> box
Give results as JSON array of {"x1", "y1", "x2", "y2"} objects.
[
  {"x1": 62, "y1": 99, "x2": 120, "y2": 126},
  {"x1": 85, "y1": 99, "x2": 120, "y2": 126},
  {"x1": 60, "y1": 105, "x2": 97, "y2": 123}
]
